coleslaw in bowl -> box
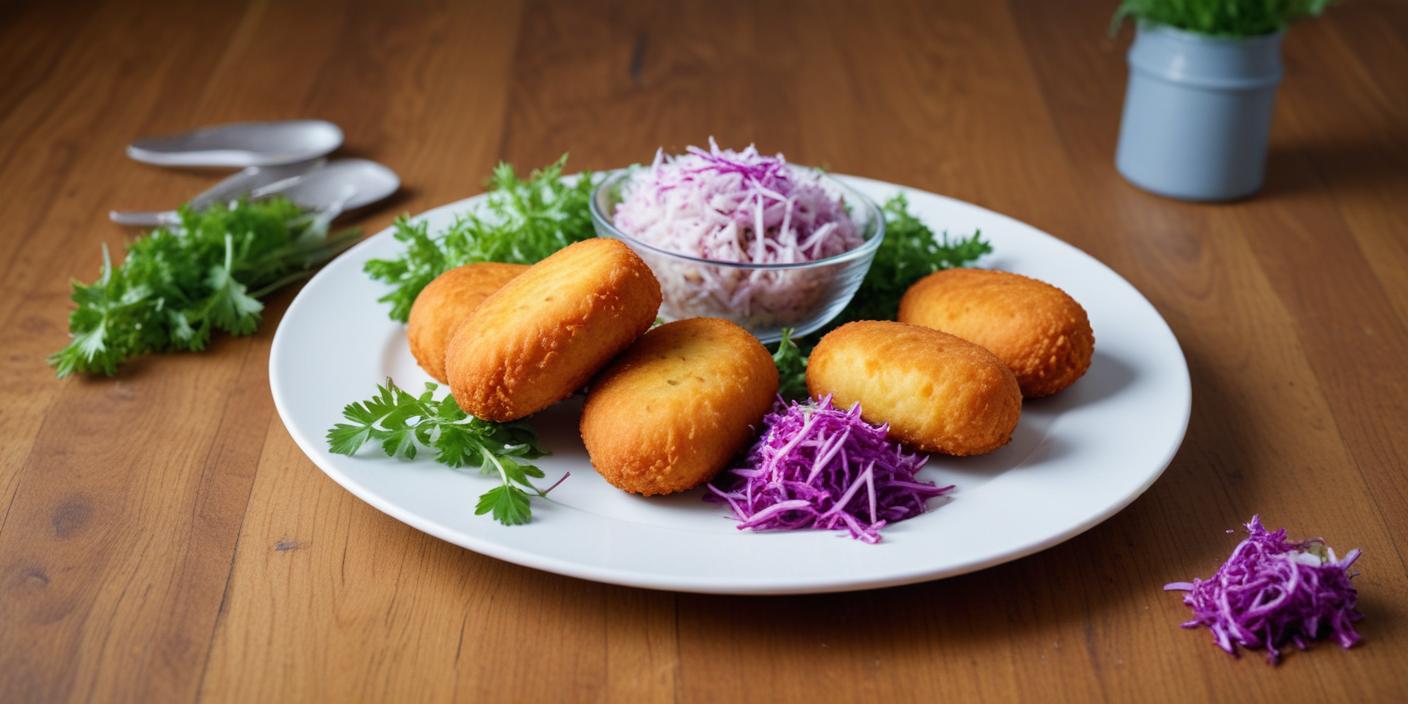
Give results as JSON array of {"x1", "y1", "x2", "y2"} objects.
[{"x1": 590, "y1": 150, "x2": 883, "y2": 343}]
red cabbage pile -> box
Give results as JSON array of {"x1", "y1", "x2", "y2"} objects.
[
  {"x1": 611, "y1": 141, "x2": 866, "y2": 329},
  {"x1": 1165, "y1": 516, "x2": 1363, "y2": 664},
  {"x1": 613, "y1": 140, "x2": 862, "y2": 265},
  {"x1": 707, "y1": 395, "x2": 953, "y2": 543}
]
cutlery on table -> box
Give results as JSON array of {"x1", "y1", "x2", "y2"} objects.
[
  {"x1": 126, "y1": 119, "x2": 343, "y2": 169},
  {"x1": 110, "y1": 160, "x2": 327, "y2": 226},
  {"x1": 109, "y1": 158, "x2": 399, "y2": 226}
]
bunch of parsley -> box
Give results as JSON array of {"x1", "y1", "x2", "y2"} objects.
[
  {"x1": 364, "y1": 155, "x2": 595, "y2": 322},
  {"x1": 768, "y1": 193, "x2": 992, "y2": 397},
  {"x1": 1113, "y1": 0, "x2": 1333, "y2": 37},
  {"x1": 50, "y1": 198, "x2": 359, "y2": 378},
  {"x1": 327, "y1": 379, "x2": 566, "y2": 525},
  {"x1": 836, "y1": 193, "x2": 991, "y2": 326}
]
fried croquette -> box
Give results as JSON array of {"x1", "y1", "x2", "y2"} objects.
[
  {"x1": 806, "y1": 321, "x2": 1021, "y2": 456},
  {"x1": 898, "y1": 268, "x2": 1093, "y2": 397},
  {"x1": 581, "y1": 318, "x2": 778, "y2": 495},
  {"x1": 407, "y1": 262, "x2": 528, "y2": 383},
  {"x1": 446, "y1": 238, "x2": 662, "y2": 422}
]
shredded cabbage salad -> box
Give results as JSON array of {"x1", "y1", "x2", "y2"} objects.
[
  {"x1": 612, "y1": 141, "x2": 865, "y2": 328},
  {"x1": 707, "y1": 395, "x2": 952, "y2": 543},
  {"x1": 1165, "y1": 516, "x2": 1363, "y2": 664}
]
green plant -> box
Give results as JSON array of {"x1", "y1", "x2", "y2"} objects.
[{"x1": 1113, "y1": 0, "x2": 1334, "y2": 37}]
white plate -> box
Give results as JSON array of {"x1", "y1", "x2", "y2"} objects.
[{"x1": 270, "y1": 175, "x2": 1190, "y2": 595}]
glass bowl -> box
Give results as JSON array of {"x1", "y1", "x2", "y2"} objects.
[{"x1": 589, "y1": 167, "x2": 884, "y2": 344}]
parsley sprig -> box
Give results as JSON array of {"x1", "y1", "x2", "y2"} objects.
[
  {"x1": 772, "y1": 328, "x2": 809, "y2": 401},
  {"x1": 767, "y1": 194, "x2": 992, "y2": 391},
  {"x1": 837, "y1": 193, "x2": 991, "y2": 325},
  {"x1": 327, "y1": 379, "x2": 566, "y2": 526},
  {"x1": 364, "y1": 155, "x2": 595, "y2": 322},
  {"x1": 49, "y1": 198, "x2": 359, "y2": 377}
]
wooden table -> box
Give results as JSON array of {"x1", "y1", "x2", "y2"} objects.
[{"x1": 3, "y1": 0, "x2": 1406, "y2": 701}]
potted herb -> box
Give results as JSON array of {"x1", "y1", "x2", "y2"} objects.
[{"x1": 1113, "y1": 0, "x2": 1332, "y2": 201}]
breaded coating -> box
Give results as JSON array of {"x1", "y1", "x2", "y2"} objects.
[
  {"x1": 446, "y1": 238, "x2": 662, "y2": 422},
  {"x1": 898, "y1": 268, "x2": 1093, "y2": 398},
  {"x1": 407, "y1": 262, "x2": 528, "y2": 383},
  {"x1": 806, "y1": 321, "x2": 1021, "y2": 456},
  {"x1": 581, "y1": 318, "x2": 778, "y2": 496}
]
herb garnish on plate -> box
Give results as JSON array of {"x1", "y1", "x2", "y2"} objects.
[
  {"x1": 767, "y1": 194, "x2": 992, "y2": 395},
  {"x1": 364, "y1": 155, "x2": 595, "y2": 322},
  {"x1": 327, "y1": 379, "x2": 566, "y2": 526}
]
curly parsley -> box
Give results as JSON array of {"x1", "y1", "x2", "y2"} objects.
[
  {"x1": 49, "y1": 198, "x2": 359, "y2": 378},
  {"x1": 771, "y1": 328, "x2": 809, "y2": 401},
  {"x1": 327, "y1": 379, "x2": 566, "y2": 526},
  {"x1": 364, "y1": 155, "x2": 596, "y2": 322},
  {"x1": 836, "y1": 193, "x2": 991, "y2": 326},
  {"x1": 768, "y1": 193, "x2": 992, "y2": 387}
]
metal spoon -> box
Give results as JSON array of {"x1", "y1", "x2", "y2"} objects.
[
  {"x1": 108, "y1": 158, "x2": 399, "y2": 226},
  {"x1": 110, "y1": 160, "x2": 327, "y2": 226},
  {"x1": 254, "y1": 158, "x2": 399, "y2": 215},
  {"x1": 126, "y1": 119, "x2": 344, "y2": 168}
]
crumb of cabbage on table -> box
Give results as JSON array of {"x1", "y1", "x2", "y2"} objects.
[{"x1": 1165, "y1": 516, "x2": 1363, "y2": 664}]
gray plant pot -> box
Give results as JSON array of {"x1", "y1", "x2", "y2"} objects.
[{"x1": 1115, "y1": 22, "x2": 1284, "y2": 201}]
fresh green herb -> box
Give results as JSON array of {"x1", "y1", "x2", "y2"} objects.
[
  {"x1": 823, "y1": 193, "x2": 990, "y2": 333},
  {"x1": 49, "y1": 198, "x2": 359, "y2": 378},
  {"x1": 773, "y1": 194, "x2": 992, "y2": 379},
  {"x1": 1112, "y1": 0, "x2": 1333, "y2": 37},
  {"x1": 326, "y1": 379, "x2": 565, "y2": 526},
  {"x1": 364, "y1": 155, "x2": 596, "y2": 322},
  {"x1": 771, "y1": 327, "x2": 809, "y2": 401}
]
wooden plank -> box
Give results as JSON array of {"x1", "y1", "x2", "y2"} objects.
[
  {"x1": 1280, "y1": 3, "x2": 1408, "y2": 318},
  {"x1": 1, "y1": 0, "x2": 1406, "y2": 700},
  {"x1": 196, "y1": 1, "x2": 539, "y2": 700},
  {"x1": 0, "y1": 0, "x2": 224, "y2": 532},
  {"x1": 0, "y1": 3, "x2": 262, "y2": 701},
  {"x1": 1009, "y1": 0, "x2": 1408, "y2": 699},
  {"x1": 0, "y1": 0, "x2": 368, "y2": 700},
  {"x1": 496, "y1": 0, "x2": 779, "y2": 171},
  {"x1": 200, "y1": 421, "x2": 620, "y2": 702}
]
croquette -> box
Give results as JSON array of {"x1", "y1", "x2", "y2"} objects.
[
  {"x1": 407, "y1": 262, "x2": 528, "y2": 383},
  {"x1": 446, "y1": 238, "x2": 662, "y2": 422},
  {"x1": 581, "y1": 318, "x2": 778, "y2": 495},
  {"x1": 806, "y1": 321, "x2": 1021, "y2": 456},
  {"x1": 898, "y1": 268, "x2": 1093, "y2": 398}
]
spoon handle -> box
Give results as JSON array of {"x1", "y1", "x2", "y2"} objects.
[
  {"x1": 108, "y1": 160, "x2": 327, "y2": 228},
  {"x1": 109, "y1": 209, "x2": 180, "y2": 227}
]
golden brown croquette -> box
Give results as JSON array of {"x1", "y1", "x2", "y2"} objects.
[
  {"x1": 806, "y1": 321, "x2": 1021, "y2": 456},
  {"x1": 898, "y1": 268, "x2": 1093, "y2": 398},
  {"x1": 446, "y1": 238, "x2": 662, "y2": 422},
  {"x1": 581, "y1": 318, "x2": 778, "y2": 495},
  {"x1": 407, "y1": 262, "x2": 528, "y2": 383}
]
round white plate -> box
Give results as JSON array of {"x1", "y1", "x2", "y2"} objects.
[{"x1": 270, "y1": 175, "x2": 1190, "y2": 595}]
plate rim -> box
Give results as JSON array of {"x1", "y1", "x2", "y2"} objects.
[{"x1": 269, "y1": 174, "x2": 1191, "y2": 594}]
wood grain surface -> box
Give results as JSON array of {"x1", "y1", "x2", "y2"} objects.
[{"x1": 3, "y1": 0, "x2": 1406, "y2": 701}]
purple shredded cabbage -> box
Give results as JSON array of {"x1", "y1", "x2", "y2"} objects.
[
  {"x1": 613, "y1": 139, "x2": 862, "y2": 265},
  {"x1": 707, "y1": 395, "x2": 953, "y2": 543},
  {"x1": 1165, "y1": 516, "x2": 1363, "y2": 664},
  {"x1": 610, "y1": 141, "x2": 865, "y2": 329}
]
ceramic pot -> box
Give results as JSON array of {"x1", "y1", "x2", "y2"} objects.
[{"x1": 1115, "y1": 22, "x2": 1284, "y2": 201}]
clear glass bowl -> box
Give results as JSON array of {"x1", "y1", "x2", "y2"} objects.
[{"x1": 589, "y1": 167, "x2": 885, "y2": 344}]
